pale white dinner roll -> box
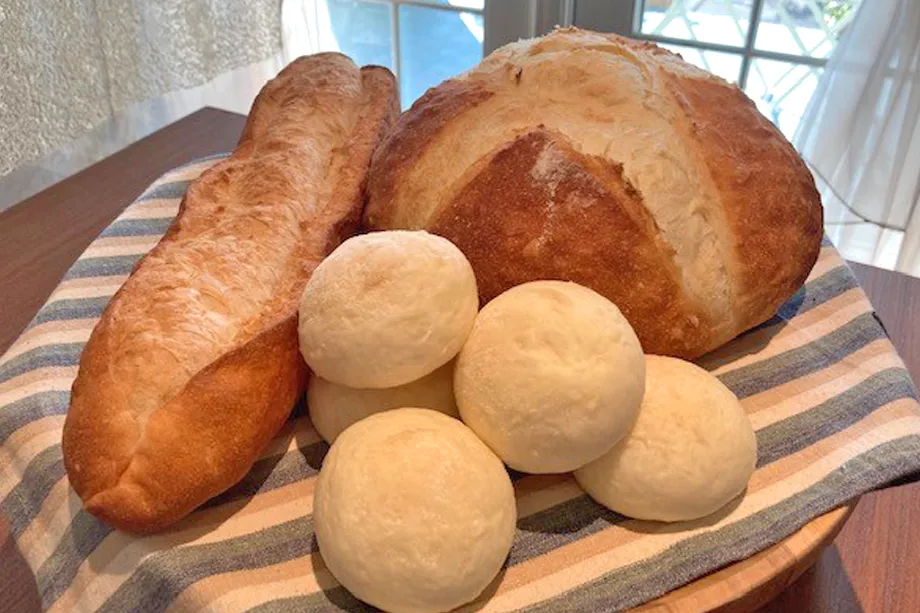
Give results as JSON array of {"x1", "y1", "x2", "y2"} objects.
[
  {"x1": 314, "y1": 408, "x2": 516, "y2": 613},
  {"x1": 455, "y1": 280, "x2": 645, "y2": 474},
  {"x1": 307, "y1": 361, "x2": 458, "y2": 443},
  {"x1": 298, "y1": 230, "x2": 478, "y2": 388},
  {"x1": 575, "y1": 355, "x2": 758, "y2": 522}
]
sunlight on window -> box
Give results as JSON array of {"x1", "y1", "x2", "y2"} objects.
[{"x1": 639, "y1": 0, "x2": 862, "y2": 137}]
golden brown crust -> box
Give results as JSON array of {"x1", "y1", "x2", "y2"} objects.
[
  {"x1": 63, "y1": 54, "x2": 398, "y2": 533},
  {"x1": 430, "y1": 128, "x2": 711, "y2": 356},
  {"x1": 364, "y1": 79, "x2": 494, "y2": 230},
  {"x1": 664, "y1": 73, "x2": 823, "y2": 332},
  {"x1": 77, "y1": 317, "x2": 305, "y2": 533},
  {"x1": 365, "y1": 28, "x2": 822, "y2": 359}
]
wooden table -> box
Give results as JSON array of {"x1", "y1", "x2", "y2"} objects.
[{"x1": 1, "y1": 108, "x2": 918, "y2": 613}]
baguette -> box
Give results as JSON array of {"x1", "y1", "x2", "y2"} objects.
[{"x1": 62, "y1": 53, "x2": 398, "y2": 533}]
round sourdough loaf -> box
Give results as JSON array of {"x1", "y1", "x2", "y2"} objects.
[{"x1": 364, "y1": 28, "x2": 822, "y2": 359}]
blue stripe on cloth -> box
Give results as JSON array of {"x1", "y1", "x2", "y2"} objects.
[
  {"x1": 36, "y1": 511, "x2": 113, "y2": 609},
  {"x1": 718, "y1": 312, "x2": 885, "y2": 399},
  {"x1": 62, "y1": 255, "x2": 142, "y2": 281},
  {"x1": 0, "y1": 344, "x2": 83, "y2": 385},
  {"x1": 1, "y1": 445, "x2": 64, "y2": 536},
  {"x1": 100, "y1": 218, "x2": 173, "y2": 238},
  {"x1": 756, "y1": 368, "x2": 918, "y2": 466},
  {"x1": 136, "y1": 181, "x2": 191, "y2": 202},
  {"x1": 34, "y1": 297, "x2": 110, "y2": 326},
  {"x1": 0, "y1": 391, "x2": 69, "y2": 446}
]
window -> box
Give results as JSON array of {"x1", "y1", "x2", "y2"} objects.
[
  {"x1": 320, "y1": 0, "x2": 861, "y2": 135},
  {"x1": 573, "y1": 0, "x2": 863, "y2": 138},
  {"x1": 324, "y1": 0, "x2": 484, "y2": 108}
]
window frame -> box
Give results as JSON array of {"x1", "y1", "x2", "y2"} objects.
[
  {"x1": 568, "y1": 0, "x2": 827, "y2": 90},
  {"x1": 337, "y1": 1, "x2": 840, "y2": 88},
  {"x1": 483, "y1": 0, "x2": 574, "y2": 54}
]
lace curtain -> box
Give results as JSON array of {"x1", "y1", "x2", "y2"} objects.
[{"x1": 0, "y1": 1, "x2": 286, "y2": 211}]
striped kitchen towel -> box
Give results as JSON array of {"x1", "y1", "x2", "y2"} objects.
[{"x1": 1, "y1": 156, "x2": 919, "y2": 613}]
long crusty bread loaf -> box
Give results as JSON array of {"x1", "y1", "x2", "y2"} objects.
[
  {"x1": 365, "y1": 29, "x2": 822, "y2": 359},
  {"x1": 62, "y1": 53, "x2": 398, "y2": 533}
]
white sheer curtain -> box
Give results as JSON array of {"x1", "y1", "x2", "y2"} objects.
[
  {"x1": 795, "y1": 0, "x2": 920, "y2": 277},
  {"x1": 281, "y1": 0, "x2": 339, "y2": 63}
]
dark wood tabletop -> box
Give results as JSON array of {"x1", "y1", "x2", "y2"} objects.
[{"x1": 1, "y1": 107, "x2": 918, "y2": 613}]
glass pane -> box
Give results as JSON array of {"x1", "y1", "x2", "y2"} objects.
[
  {"x1": 326, "y1": 0, "x2": 394, "y2": 70},
  {"x1": 660, "y1": 43, "x2": 743, "y2": 83},
  {"x1": 399, "y1": 5, "x2": 483, "y2": 108},
  {"x1": 639, "y1": 0, "x2": 755, "y2": 48},
  {"x1": 754, "y1": 0, "x2": 862, "y2": 59},
  {"x1": 744, "y1": 59, "x2": 823, "y2": 138}
]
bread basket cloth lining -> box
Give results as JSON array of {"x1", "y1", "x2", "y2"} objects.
[{"x1": 1, "y1": 156, "x2": 918, "y2": 613}]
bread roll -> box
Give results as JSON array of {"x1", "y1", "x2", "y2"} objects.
[
  {"x1": 307, "y1": 361, "x2": 458, "y2": 444},
  {"x1": 455, "y1": 281, "x2": 645, "y2": 474},
  {"x1": 575, "y1": 355, "x2": 757, "y2": 522},
  {"x1": 298, "y1": 230, "x2": 478, "y2": 388},
  {"x1": 314, "y1": 408, "x2": 516, "y2": 613},
  {"x1": 62, "y1": 54, "x2": 398, "y2": 533},
  {"x1": 364, "y1": 28, "x2": 822, "y2": 359}
]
